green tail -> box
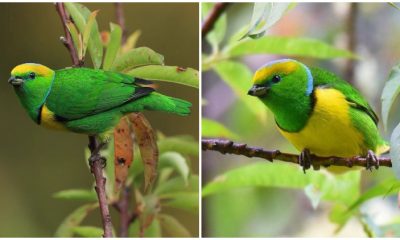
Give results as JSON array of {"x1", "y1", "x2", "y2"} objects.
[
  {"x1": 124, "y1": 92, "x2": 192, "y2": 116},
  {"x1": 165, "y1": 96, "x2": 192, "y2": 116}
]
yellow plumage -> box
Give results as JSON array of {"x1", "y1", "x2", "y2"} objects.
[
  {"x1": 279, "y1": 88, "x2": 365, "y2": 158},
  {"x1": 40, "y1": 105, "x2": 66, "y2": 131},
  {"x1": 11, "y1": 64, "x2": 53, "y2": 78}
]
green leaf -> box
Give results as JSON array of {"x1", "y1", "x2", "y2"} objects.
[
  {"x1": 348, "y1": 178, "x2": 400, "y2": 211},
  {"x1": 213, "y1": 60, "x2": 268, "y2": 123},
  {"x1": 381, "y1": 64, "x2": 400, "y2": 131},
  {"x1": 202, "y1": 162, "x2": 361, "y2": 205},
  {"x1": 127, "y1": 65, "x2": 199, "y2": 88},
  {"x1": 129, "y1": 217, "x2": 161, "y2": 237},
  {"x1": 121, "y1": 30, "x2": 142, "y2": 53},
  {"x1": 102, "y1": 23, "x2": 122, "y2": 70},
  {"x1": 159, "y1": 152, "x2": 190, "y2": 185},
  {"x1": 53, "y1": 189, "x2": 97, "y2": 201},
  {"x1": 161, "y1": 192, "x2": 199, "y2": 213},
  {"x1": 64, "y1": 3, "x2": 103, "y2": 68},
  {"x1": 158, "y1": 214, "x2": 191, "y2": 237},
  {"x1": 82, "y1": 10, "x2": 99, "y2": 57},
  {"x1": 154, "y1": 175, "x2": 199, "y2": 196},
  {"x1": 110, "y1": 47, "x2": 164, "y2": 72},
  {"x1": 242, "y1": 3, "x2": 295, "y2": 39},
  {"x1": 226, "y1": 36, "x2": 357, "y2": 59},
  {"x1": 72, "y1": 226, "x2": 103, "y2": 237},
  {"x1": 391, "y1": 123, "x2": 400, "y2": 179},
  {"x1": 66, "y1": 22, "x2": 82, "y2": 59},
  {"x1": 202, "y1": 3, "x2": 227, "y2": 51},
  {"x1": 329, "y1": 203, "x2": 355, "y2": 230},
  {"x1": 54, "y1": 203, "x2": 98, "y2": 237},
  {"x1": 202, "y1": 118, "x2": 239, "y2": 139},
  {"x1": 158, "y1": 135, "x2": 199, "y2": 156}
]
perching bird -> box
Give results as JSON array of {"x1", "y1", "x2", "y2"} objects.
[
  {"x1": 247, "y1": 59, "x2": 389, "y2": 172},
  {"x1": 8, "y1": 63, "x2": 191, "y2": 137}
]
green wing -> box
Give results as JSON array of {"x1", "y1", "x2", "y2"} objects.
[
  {"x1": 310, "y1": 67, "x2": 379, "y2": 125},
  {"x1": 46, "y1": 68, "x2": 154, "y2": 120}
]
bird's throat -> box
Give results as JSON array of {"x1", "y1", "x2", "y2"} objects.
[{"x1": 266, "y1": 93, "x2": 314, "y2": 133}]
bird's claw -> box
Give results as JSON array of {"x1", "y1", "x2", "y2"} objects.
[
  {"x1": 88, "y1": 154, "x2": 107, "y2": 170},
  {"x1": 299, "y1": 148, "x2": 312, "y2": 173},
  {"x1": 366, "y1": 150, "x2": 379, "y2": 171}
]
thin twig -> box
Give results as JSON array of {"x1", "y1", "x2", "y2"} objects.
[
  {"x1": 202, "y1": 138, "x2": 392, "y2": 170},
  {"x1": 55, "y1": 3, "x2": 80, "y2": 66},
  {"x1": 113, "y1": 187, "x2": 131, "y2": 237},
  {"x1": 202, "y1": 3, "x2": 230, "y2": 38},
  {"x1": 56, "y1": 2, "x2": 113, "y2": 237},
  {"x1": 115, "y1": 2, "x2": 127, "y2": 44},
  {"x1": 344, "y1": 2, "x2": 358, "y2": 84},
  {"x1": 88, "y1": 138, "x2": 114, "y2": 238}
]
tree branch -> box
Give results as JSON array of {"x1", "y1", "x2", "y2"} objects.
[
  {"x1": 113, "y1": 187, "x2": 131, "y2": 237},
  {"x1": 202, "y1": 138, "x2": 392, "y2": 170},
  {"x1": 202, "y1": 3, "x2": 230, "y2": 38},
  {"x1": 56, "y1": 2, "x2": 113, "y2": 237},
  {"x1": 344, "y1": 2, "x2": 358, "y2": 84},
  {"x1": 115, "y1": 3, "x2": 128, "y2": 44}
]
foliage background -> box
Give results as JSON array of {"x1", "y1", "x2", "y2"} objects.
[
  {"x1": 202, "y1": 2, "x2": 400, "y2": 237},
  {"x1": 0, "y1": 3, "x2": 198, "y2": 237}
]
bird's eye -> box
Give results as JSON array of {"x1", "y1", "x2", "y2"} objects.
[
  {"x1": 271, "y1": 75, "x2": 281, "y2": 83},
  {"x1": 29, "y1": 72, "x2": 36, "y2": 79}
]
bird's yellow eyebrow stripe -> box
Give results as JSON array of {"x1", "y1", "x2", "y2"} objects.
[
  {"x1": 253, "y1": 61, "x2": 298, "y2": 84},
  {"x1": 11, "y1": 64, "x2": 53, "y2": 77}
]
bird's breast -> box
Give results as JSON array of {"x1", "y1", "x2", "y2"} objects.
[
  {"x1": 39, "y1": 104, "x2": 67, "y2": 131},
  {"x1": 278, "y1": 88, "x2": 365, "y2": 157}
]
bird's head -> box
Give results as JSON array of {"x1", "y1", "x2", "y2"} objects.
[
  {"x1": 8, "y1": 64, "x2": 55, "y2": 122},
  {"x1": 9, "y1": 63, "x2": 54, "y2": 88},
  {"x1": 248, "y1": 59, "x2": 314, "y2": 103}
]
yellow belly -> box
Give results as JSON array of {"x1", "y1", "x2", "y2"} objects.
[
  {"x1": 40, "y1": 105, "x2": 67, "y2": 131},
  {"x1": 279, "y1": 88, "x2": 365, "y2": 157}
]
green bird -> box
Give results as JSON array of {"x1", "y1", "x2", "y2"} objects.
[
  {"x1": 8, "y1": 63, "x2": 191, "y2": 137},
  {"x1": 247, "y1": 59, "x2": 389, "y2": 172}
]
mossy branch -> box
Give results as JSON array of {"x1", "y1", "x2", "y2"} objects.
[{"x1": 202, "y1": 138, "x2": 392, "y2": 170}]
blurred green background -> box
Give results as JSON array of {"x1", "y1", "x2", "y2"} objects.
[
  {"x1": 0, "y1": 3, "x2": 198, "y2": 237},
  {"x1": 202, "y1": 2, "x2": 400, "y2": 237}
]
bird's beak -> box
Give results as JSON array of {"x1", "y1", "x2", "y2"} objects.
[
  {"x1": 248, "y1": 85, "x2": 269, "y2": 97},
  {"x1": 8, "y1": 76, "x2": 24, "y2": 86}
]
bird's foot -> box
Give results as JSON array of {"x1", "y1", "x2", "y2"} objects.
[
  {"x1": 366, "y1": 150, "x2": 379, "y2": 171},
  {"x1": 299, "y1": 148, "x2": 312, "y2": 173},
  {"x1": 88, "y1": 141, "x2": 107, "y2": 171},
  {"x1": 88, "y1": 154, "x2": 107, "y2": 170}
]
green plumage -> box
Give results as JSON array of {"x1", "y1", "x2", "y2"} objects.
[
  {"x1": 248, "y1": 59, "x2": 389, "y2": 158},
  {"x1": 9, "y1": 64, "x2": 191, "y2": 135}
]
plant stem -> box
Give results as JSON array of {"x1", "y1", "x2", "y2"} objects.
[
  {"x1": 113, "y1": 187, "x2": 131, "y2": 237},
  {"x1": 202, "y1": 138, "x2": 392, "y2": 170},
  {"x1": 56, "y1": 2, "x2": 113, "y2": 237},
  {"x1": 344, "y1": 2, "x2": 358, "y2": 84},
  {"x1": 202, "y1": 3, "x2": 230, "y2": 38},
  {"x1": 55, "y1": 3, "x2": 80, "y2": 66},
  {"x1": 115, "y1": 3, "x2": 128, "y2": 44}
]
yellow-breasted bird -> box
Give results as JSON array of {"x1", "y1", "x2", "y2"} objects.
[
  {"x1": 247, "y1": 59, "x2": 389, "y2": 172},
  {"x1": 8, "y1": 64, "x2": 191, "y2": 138}
]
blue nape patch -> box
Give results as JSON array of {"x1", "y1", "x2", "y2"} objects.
[
  {"x1": 260, "y1": 58, "x2": 314, "y2": 96},
  {"x1": 300, "y1": 63, "x2": 314, "y2": 96}
]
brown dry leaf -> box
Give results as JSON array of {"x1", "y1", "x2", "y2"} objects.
[
  {"x1": 128, "y1": 113, "x2": 158, "y2": 191},
  {"x1": 113, "y1": 117, "x2": 134, "y2": 191}
]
